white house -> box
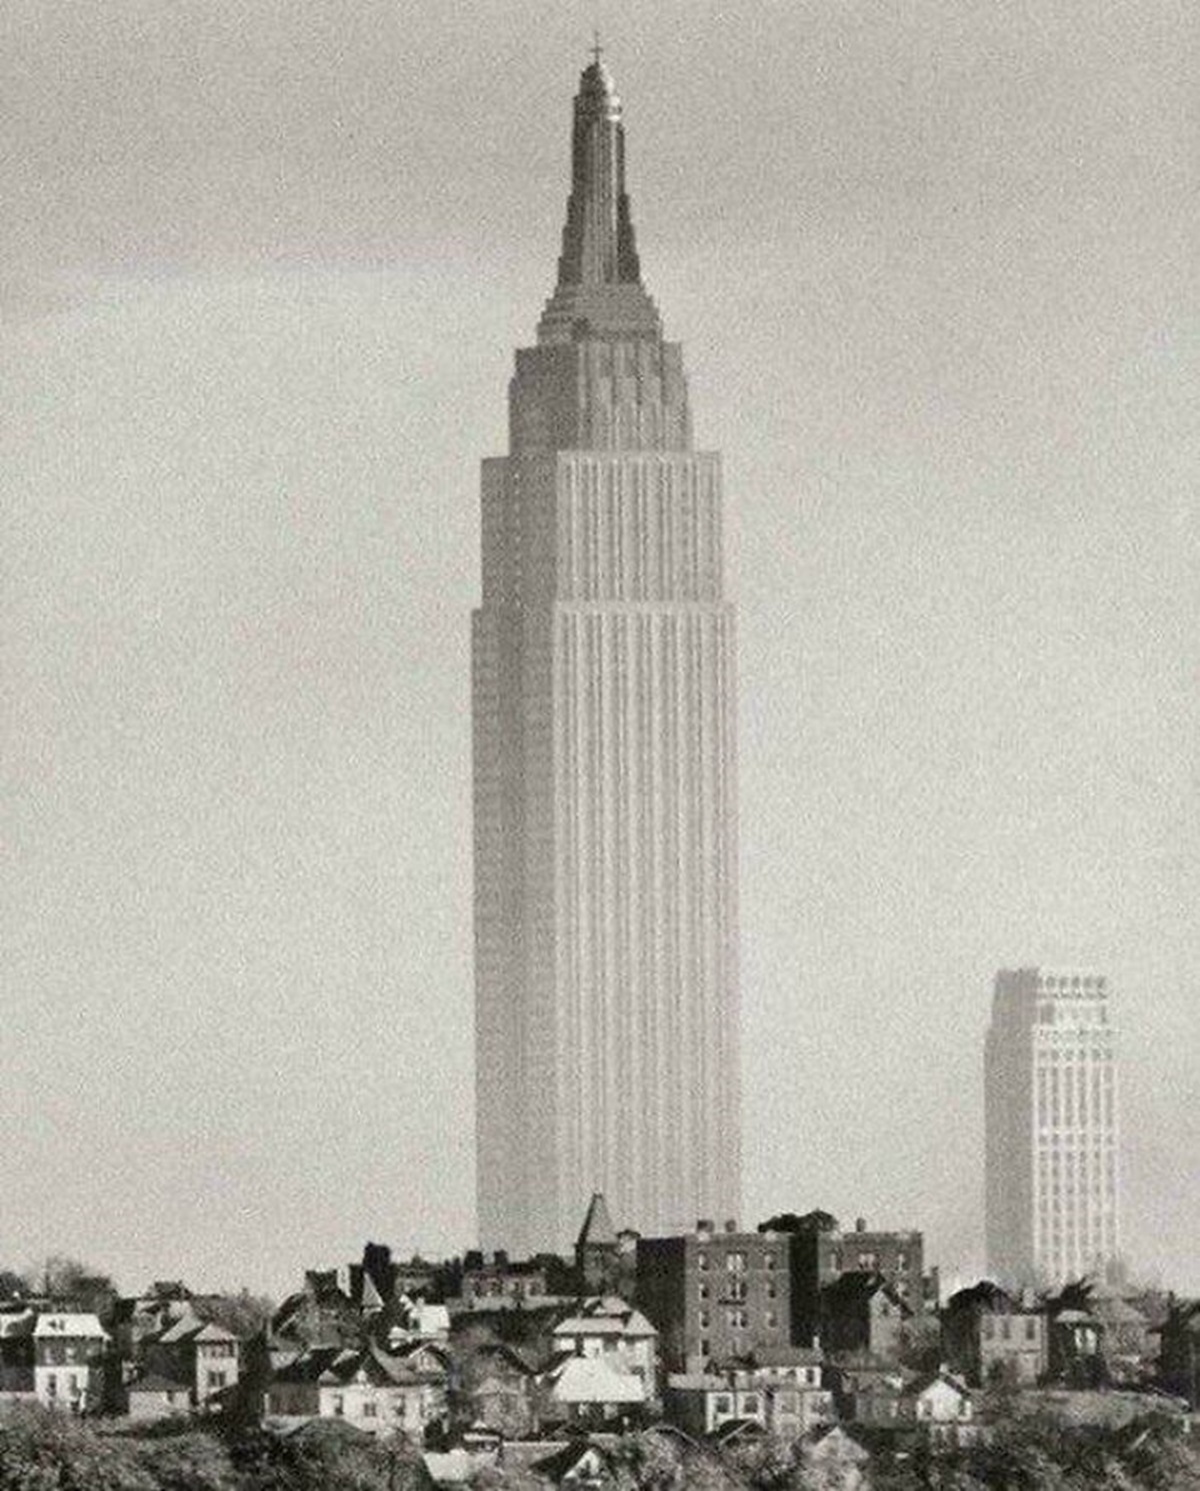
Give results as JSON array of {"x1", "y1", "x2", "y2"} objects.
[{"x1": 33, "y1": 1314, "x2": 109, "y2": 1414}]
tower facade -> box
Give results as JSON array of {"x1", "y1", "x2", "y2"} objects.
[
  {"x1": 985, "y1": 968, "x2": 1120, "y2": 1287},
  {"x1": 472, "y1": 56, "x2": 741, "y2": 1255}
]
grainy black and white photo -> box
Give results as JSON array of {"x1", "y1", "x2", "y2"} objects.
[{"x1": 2, "y1": 2, "x2": 1197, "y2": 1484}]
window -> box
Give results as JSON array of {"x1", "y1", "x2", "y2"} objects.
[
  {"x1": 333, "y1": 1395, "x2": 344, "y2": 1416},
  {"x1": 728, "y1": 1278, "x2": 747, "y2": 1301},
  {"x1": 700, "y1": 1338, "x2": 710, "y2": 1356},
  {"x1": 1025, "y1": 1319, "x2": 1038, "y2": 1341},
  {"x1": 742, "y1": 1394, "x2": 759, "y2": 1414},
  {"x1": 726, "y1": 1252, "x2": 746, "y2": 1274},
  {"x1": 699, "y1": 1311, "x2": 710, "y2": 1328},
  {"x1": 857, "y1": 1252, "x2": 878, "y2": 1271},
  {"x1": 766, "y1": 1281, "x2": 777, "y2": 1299},
  {"x1": 699, "y1": 1281, "x2": 709, "y2": 1300},
  {"x1": 363, "y1": 1401, "x2": 378, "y2": 1418},
  {"x1": 715, "y1": 1395, "x2": 732, "y2": 1415},
  {"x1": 766, "y1": 1312, "x2": 777, "y2": 1328},
  {"x1": 46, "y1": 1375, "x2": 57, "y2": 1397},
  {"x1": 697, "y1": 1252, "x2": 709, "y2": 1272},
  {"x1": 764, "y1": 1252, "x2": 777, "y2": 1271}
]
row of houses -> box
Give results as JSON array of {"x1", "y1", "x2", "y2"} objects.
[{"x1": 2, "y1": 1194, "x2": 1194, "y2": 1458}]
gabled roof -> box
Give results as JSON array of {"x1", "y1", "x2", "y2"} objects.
[
  {"x1": 544, "y1": 1354, "x2": 645, "y2": 1405},
  {"x1": 907, "y1": 1367, "x2": 971, "y2": 1400},
  {"x1": 803, "y1": 1424, "x2": 871, "y2": 1464},
  {"x1": 129, "y1": 1372, "x2": 193, "y2": 1395},
  {"x1": 157, "y1": 1309, "x2": 206, "y2": 1344},
  {"x1": 194, "y1": 1322, "x2": 239, "y2": 1343},
  {"x1": 33, "y1": 1314, "x2": 108, "y2": 1340},
  {"x1": 531, "y1": 1438, "x2": 615, "y2": 1484},
  {"x1": 576, "y1": 1193, "x2": 618, "y2": 1250}
]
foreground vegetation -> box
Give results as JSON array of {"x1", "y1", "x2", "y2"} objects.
[{"x1": 1, "y1": 1406, "x2": 1198, "y2": 1491}]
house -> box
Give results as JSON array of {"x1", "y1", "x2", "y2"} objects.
[
  {"x1": 941, "y1": 1281, "x2": 1047, "y2": 1386},
  {"x1": 460, "y1": 1253, "x2": 553, "y2": 1310},
  {"x1": 907, "y1": 1367, "x2": 977, "y2": 1448},
  {"x1": 800, "y1": 1425, "x2": 871, "y2": 1491},
  {"x1": 636, "y1": 1221, "x2": 791, "y2": 1373},
  {"x1": 144, "y1": 1309, "x2": 241, "y2": 1408},
  {"x1": 126, "y1": 1372, "x2": 194, "y2": 1421},
  {"x1": 550, "y1": 1295, "x2": 658, "y2": 1396},
  {"x1": 32, "y1": 1314, "x2": 109, "y2": 1413},
  {"x1": 538, "y1": 1351, "x2": 645, "y2": 1426},
  {"x1": 741, "y1": 1345, "x2": 834, "y2": 1437},
  {"x1": 1047, "y1": 1308, "x2": 1106, "y2": 1388},
  {"x1": 1089, "y1": 1290, "x2": 1153, "y2": 1384},
  {"x1": 265, "y1": 1339, "x2": 449, "y2": 1438},
  {"x1": 820, "y1": 1272, "x2": 911, "y2": 1362},
  {"x1": 663, "y1": 1351, "x2": 832, "y2": 1441},
  {"x1": 457, "y1": 1340, "x2": 540, "y2": 1436}
]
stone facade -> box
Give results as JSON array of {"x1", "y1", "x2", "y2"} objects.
[
  {"x1": 473, "y1": 56, "x2": 740, "y2": 1256},
  {"x1": 985, "y1": 968, "x2": 1120, "y2": 1287}
]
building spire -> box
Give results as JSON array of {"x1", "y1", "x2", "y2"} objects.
[{"x1": 537, "y1": 52, "x2": 661, "y2": 343}]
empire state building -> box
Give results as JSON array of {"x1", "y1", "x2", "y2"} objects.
[{"x1": 472, "y1": 54, "x2": 741, "y2": 1254}]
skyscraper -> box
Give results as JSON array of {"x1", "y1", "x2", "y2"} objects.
[
  {"x1": 472, "y1": 53, "x2": 741, "y2": 1256},
  {"x1": 984, "y1": 968, "x2": 1120, "y2": 1287}
]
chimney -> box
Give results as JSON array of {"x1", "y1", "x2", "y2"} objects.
[
  {"x1": 724, "y1": 1219, "x2": 737, "y2": 1234},
  {"x1": 855, "y1": 1218, "x2": 866, "y2": 1233},
  {"x1": 696, "y1": 1220, "x2": 714, "y2": 1240}
]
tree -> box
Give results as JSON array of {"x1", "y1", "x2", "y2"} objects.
[
  {"x1": 37, "y1": 1255, "x2": 118, "y2": 1318},
  {"x1": 191, "y1": 1290, "x2": 274, "y2": 1339}
]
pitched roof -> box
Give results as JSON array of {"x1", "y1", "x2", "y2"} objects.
[
  {"x1": 750, "y1": 1344, "x2": 823, "y2": 1368},
  {"x1": 531, "y1": 1439, "x2": 615, "y2": 1483},
  {"x1": 129, "y1": 1373, "x2": 193, "y2": 1395},
  {"x1": 33, "y1": 1314, "x2": 108, "y2": 1340},
  {"x1": 576, "y1": 1193, "x2": 618, "y2": 1249},
  {"x1": 544, "y1": 1354, "x2": 645, "y2": 1405}
]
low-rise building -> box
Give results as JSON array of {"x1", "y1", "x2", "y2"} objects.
[
  {"x1": 941, "y1": 1281, "x2": 1047, "y2": 1386},
  {"x1": 144, "y1": 1310, "x2": 240, "y2": 1407},
  {"x1": 461, "y1": 1254, "x2": 549, "y2": 1310},
  {"x1": 538, "y1": 1352, "x2": 645, "y2": 1427},
  {"x1": 820, "y1": 1272, "x2": 910, "y2": 1362},
  {"x1": 550, "y1": 1296, "x2": 658, "y2": 1397},
  {"x1": 126, "y1": 1373, "x2": 194, "y2": 1422},
  {"x1": 32, "y1": 1314, "x2": 109, "y2": 1414},
  {"x1": 265, "y1": 1339, "x2": 449, "y2": 1438},
  {"x1": 663, "y1": 1349, "x2": 832, "y2": 1441}
]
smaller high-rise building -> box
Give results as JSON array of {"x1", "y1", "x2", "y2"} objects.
[{"x1": 985, "y1": 968, "x2": 1120, "y2": 1288}]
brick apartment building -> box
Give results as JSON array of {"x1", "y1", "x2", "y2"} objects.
[
  {"x1": 758, "y1": 1211, "x2": 936, "y2": 1346},
  {"x1": 636, "y1": 1221, "x2": 791, "y2": 1372}
]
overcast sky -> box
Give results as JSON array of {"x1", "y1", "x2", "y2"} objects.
[{"x1": 2, "y1": 0, "x2": 1197, "y2": 1297}]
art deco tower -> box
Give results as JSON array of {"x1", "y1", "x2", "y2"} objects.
[
  {"x1": 985, "y1": 968, "x2": 1121, "y2": 1288},
  {"x1": 472, "y1": 55, "x2": 741, "y2": 1255}
]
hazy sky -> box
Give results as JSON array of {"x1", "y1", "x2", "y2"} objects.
[{"x1": 2, "y1": 1, "x2": 1197, "y2": 1298}]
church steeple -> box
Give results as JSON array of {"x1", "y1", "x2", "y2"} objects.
[{"x1": 537, "y1": 52, "x2": 662, "y2": 345}]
